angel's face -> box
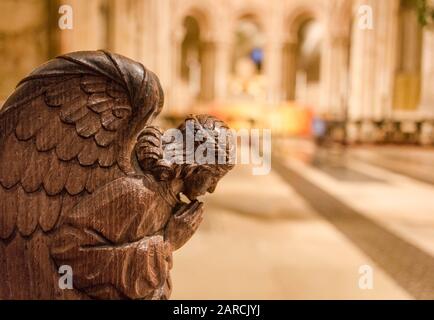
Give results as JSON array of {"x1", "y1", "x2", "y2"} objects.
[{"x1": 182, "y1": 167, "x2": 226, "y2": 201}]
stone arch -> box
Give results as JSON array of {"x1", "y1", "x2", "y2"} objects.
[
  {"x1": 175, "y1": 1, "x2": 219, "y2": 42},
  {"x1": 172, "y1": 3, "x2": 217, "y2": 106},
  {"x1": 231, "y1": 9, "x2": 266, "y2": 62},
  {"x1": 282, "y1": 5, "x2": 324, "y2": 102},
  {"x1": 393, "y1": 0, "x2": 423, "y2": 112},
  {"x1": 231, "y1": 6, "x2": 267, "y2": 35},
  {"x1": 228, "y1": 7, "x2": 268, "y2": 100},
  {"x1": 330, "y1": 0, "x2": 352, "y2": 40},
  {"x1": 285, "y1": 5, "x2": 323, "y2": 43}
]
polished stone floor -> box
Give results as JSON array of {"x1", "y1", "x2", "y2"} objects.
[{"x1": 171, "y1": 140, "x2": 434, "y2": 299}]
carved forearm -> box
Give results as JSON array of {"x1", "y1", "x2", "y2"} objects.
[
  {"x1": 61, "y1": 177, "x2": 170, "y2": 243},
  {"x1": 50, "y1": 225, "x2": 171, "y2": 299},
  {"x1": 48, "y1": 177, "x2": 174, "y2": 299}
]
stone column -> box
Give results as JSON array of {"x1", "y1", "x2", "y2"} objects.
[
  {"x1": 214, "y1": 40, "x2": 231, "y2": 101},
  {"x1": 419, "y1": 29, "x2": 434, "y2": 116},
  {"x1": 136, "y1": 0, "x2": 171, "y2": 113},
  {"x1": 168, "y1": 29, "x2": 185, "y2": 113},
  {"x1": 263, "y1": 2, "x2": 284, "y2": 104},
  {"x1": 58, "y1": 0, "x2": 108, "y2": 53},
  {"x1": 109, "y1": 0, "x2": 147, "y2": 60},
  {"x1": 323, "y1": 0, "x2": 353, "y2": 115},
  {"x1": 281, "y1": 41, "x2": 297, "y2": 101},
  {"x1": 200, "y1": 41, "x2": 216, "y2": 101},
  {"x1": 320, "y1": 36, "x2": 350, "y2": 119},
  {"x1": 139, "y1": 0, "x2": 171, "y2": 82},
  {"x1": 348, "y1": 0, "x2": 399, "y2": 142},
  {"x1": 0, "y1": 0, "x2": 51, "y2": 101},
  {"x1": 264, "y1": 41, "x2": 283, "y2": 103},
  {"x1": 156, "y1": 0, "x2": 171, "y2": 94},
  {"x1": 140, "y1": 0, "x2": 157, "y2": 69},
  {"x1": 419, "y1": 29, "x2": 434, "y2": 144}
]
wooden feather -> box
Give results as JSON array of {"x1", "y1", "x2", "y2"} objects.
[
  {"x1": 75, "y1": 111, "x2": 101, "y2": 138},
  {"x1": 16, "y1": 97, "x2": 51, "y2": 141},
  {"x1": 43, "y1": 153, "x2": 72, "y2": 195},
  {"x1": 56, "y1": 126, "x2": 85, "y2": 161},
  {"x1": 98, "y1": 144, "x2": 118, "y2": 168},
  {"x1": 0, "y1": 105, "x2": 23, "y2": 144},
  {"x1": 82, "y1": 81, "x2": 107, "y2": 94},
  {"x1": 101, "y1": 110, "x2": 124, "y2": 131},
  {"x1": 38, "y1": 193, "x2": 62, "y2": 232},
  {"x1": 35, "y1": 115, "x2": 67, "y2": 152},
  {"x1": 78, "y1": 139, "x2": 100, "y2": 166},
  {"x1": 107, "y1": 82, "x2": 126, "y2": 99},
  {"x1": 0, "y1": 185, "x2": 18, "y2": 239},
  {"x1": 0, "y1": 133, "x2": 28, "y2": 188},
  {"x1": 113, "y1": 105, "x2": 132, "y2": 119},
  {"x1": 59, "y1": 95, "x2": 89, "y2": 124},
  {"x1": 65, "y1": 162, "x2": 88, "y2": 195},
  {"x1": 16, "y1": 187, "x2": 40, "y2": 236},
  {"x1": 45, "y1": 80, "x2": 82, "y2": 107},
  {"x1": 94, "y1": 128, "x2": 117, "y2": 147},
  {"x1": 81, "y1": 75, "x2": 106, "y2": 87},
  {"x1": 21, "y1": 147, "x2": 52, "y2": 193},
  {"x1": 88, "y1": 94, "x2": 114, "y2": 113},
  {"x1": 65, "y1": 104, "x2": 90, "y2": 124}
]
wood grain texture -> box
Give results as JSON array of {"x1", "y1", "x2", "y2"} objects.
[{"x1": 0, "y1": 50, "x2": 233, "y2": 300}]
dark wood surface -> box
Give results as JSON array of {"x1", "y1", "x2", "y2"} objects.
[{"x1": 0, "y1": 51, "x2": 233, "y2": 300}]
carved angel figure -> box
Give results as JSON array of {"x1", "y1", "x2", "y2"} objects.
[{"x1": 0, "y1": 51, "x2": 234, "y2": 299}]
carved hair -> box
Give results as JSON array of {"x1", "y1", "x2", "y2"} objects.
[{"x1": 136, "y1": 114, "x2": 235, "y2": 181}]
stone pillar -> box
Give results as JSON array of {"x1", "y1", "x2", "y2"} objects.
[
  {"x1": 348, "y1": 0, "x2": 399, "y2": 142},
  {"x1": 135, "y1": 0, "x2": 171, "y2": 114},
  {"x1": 169, "y1": 29, "x2": 186, "y2": 113},
  {"x1": 264, "y1": 41, "x2": 283, "y2": 103},
  {"x1": 281, "y1": 41, "x2": 297, "y2": 101},
  {"x1": 320, "y1": 36, "x2": 350, "y2": 119},
  {"x1": 419, "y1": 29, "x2": 434, "y2": 116},
  {"x1": 140, "y1": 0, "x2": 171, "y2": 83},
  {"x1": 109, "y1": 0, "x2": 141, "y2": 60},
  {"x1": 200, "y1": 41, "x2": 216, "y2": 101},
  {"x1": 140, "y1": 0, "x2": 158, "y2": 69},
  {"x1": 419, "y1": 29, "x2": 434, "y2": 144},
  {"x1": 0, "y1": 0, "x2": 50, "y2": 101},
  {"x1": 214, "y1": 40, "x2": 231, "y2": 101},
  {"x1": 156, "y1": 0, "x2": 171, "y2": 94},
  {"x1": 267, "y1": 2, "x2": 284, "y2": 103},
  {"x1": 58, "y1": 0, "x2": 108, "y2": 53}
]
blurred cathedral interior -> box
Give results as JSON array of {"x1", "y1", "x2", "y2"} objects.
[
  {"x1": 1, "y1": 0, "x2": 434, "y2": 300},
  {"x1": 1, "y1": 0, "x2": 433, "y2": 144}
]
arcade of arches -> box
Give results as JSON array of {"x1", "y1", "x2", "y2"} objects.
[{"x1": 1, "y1": 0, "x2": 434, "y2": 144}]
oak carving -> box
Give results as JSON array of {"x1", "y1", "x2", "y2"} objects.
[{"x1": 0, "y1": 50, "x2": 234, "y2": 299}]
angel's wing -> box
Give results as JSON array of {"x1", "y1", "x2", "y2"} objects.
[{"x1": 0, "y1": 50, "x2": 164, "y2": 239}]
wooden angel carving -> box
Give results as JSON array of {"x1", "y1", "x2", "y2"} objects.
[{"x1": 0, "y1": 50, "x2": 234, "y2": 299}]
